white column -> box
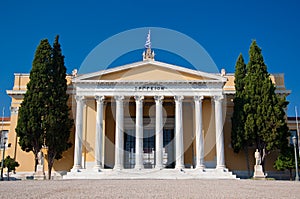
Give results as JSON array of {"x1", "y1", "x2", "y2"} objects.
[
  {"x1": 94, "y1": 96, "x2": 105, "y2": 172},
  {"x1": 154, "y1": 95, "x2": 164, "y2": 169},
  {"x1": 134, "y1": 95, "x2": 144, "y2": 170},
  {"x1": 214, "y1": 95, "x2": 226, "y2": 170},
  {"x1": 72, "y1": 96, "x2": 85, "y2": 172},
  {"x1": 194, "y1": 96, "x2": 205, "y2": 170},
  {"x1": 113, "y1": 96, "x2": 124, "y2": 170},
  {"x1": 174, "y1": 95, "x2": 184, "y2": 170}
]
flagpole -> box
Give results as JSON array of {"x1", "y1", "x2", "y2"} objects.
[
  {"x1": 295, "y1": 106, "x2": 300, "y2": 158},
  {"x1": 1, "y1": 107, "x2": 4, "y2": 139},
  {"x1": 0, "y1": 107, "x2": 5, "y2": 181}
]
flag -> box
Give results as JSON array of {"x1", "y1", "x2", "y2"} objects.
[{"x1": 145, "y1": 30, "x2": 151, "y2": 49}]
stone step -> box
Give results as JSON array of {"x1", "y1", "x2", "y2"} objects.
[{"x1": 63, "y1": 168, "x2": 238, "y2": 180}]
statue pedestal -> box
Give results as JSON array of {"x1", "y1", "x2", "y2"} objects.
[
  {"x1": 34, "y1": 165, "x2": 45, "y2": 180},
  {"x1": 253, "y1": 165, "x2": 265, "y2": 179}
]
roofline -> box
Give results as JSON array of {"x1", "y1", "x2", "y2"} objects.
[
  {"x1": 1, "y1": 117, "x2": 10, "y2": 121},
  {"x1": 73, "y1": 79, "x2": 226, "y2": 85},
  {"x1": 13, "y1": 73, "x2": 73, "y2": 77},
  {"x1": 14, "y1": 73, "x2": 29, "y2": 76},
  {"x1": 288, "y1": 117, "x2": 300, "y2": 121},
  {"x1": 225, "y1": 73, "x2": 286, "y2": 76},
  {"x1": 74, "y1": 60, "x2": 227, "y2": 82},
  {"x1": 223, "y1": 89, "x2": 291, "y2": 95}
]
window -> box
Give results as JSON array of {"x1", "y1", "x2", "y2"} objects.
[
  {"x1": 289, "y1": 130, "x2": 298, "y2": 146},
  {"x1": 0, "y1": 130, "x2": 8, "y2": 149}
]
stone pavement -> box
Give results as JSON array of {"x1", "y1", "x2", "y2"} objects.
[{"x1": 0, "y1": 179, "x2": 299, "y2": 198}]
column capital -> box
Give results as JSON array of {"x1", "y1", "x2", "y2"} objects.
[
  {"x1": 194, "y1": 96, "x2": 204, "y2": 102},
  {"x1": 213, "y1": 95, "x2": 224, "y2": 102},
  {"x1": 75, "y1": 95, "x2": 85, "y2": 103},
  {"x1": 154, "y1": 95, "x2": 164, "y2": 103},
  {"x1": 95, "y1": 95, "x2": 105, "y2": 102},
  {"x1": 174, "y1": 95, "x2": 184, "y2": 102},
  {"x1": 114, "y1": 95, "x2": 124, "y2": 101},
  {"x1": 134, "y1": 95, "x2": 144, "y2": 102}
]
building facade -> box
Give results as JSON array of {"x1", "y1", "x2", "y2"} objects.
[{"x1": 5, "y1": 48, "x2": 292, "y2": 179}]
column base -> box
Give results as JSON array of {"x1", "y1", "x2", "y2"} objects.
[
  {"x1": 113, "y1": 165, "x2": 123, "y2": 171},
  {"x1": 71, "y1": 165, "x2": 82, "y2": 172},
  {"x1": 216, "y1": 165, "x2": 228, "y2": 172},
  {"x1": 195, "y1": 165, "x2": 205, "y2": 171},
  {"x1": 93, "y1": 165, "x2": 102, "y2": 172},
  {"x1": 175, "y1": 164, "x2": 185, "y2": 170}
]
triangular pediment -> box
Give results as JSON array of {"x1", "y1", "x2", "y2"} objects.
[{"x1": 74, "y1": 60, "x2": 226, "y2": 82}]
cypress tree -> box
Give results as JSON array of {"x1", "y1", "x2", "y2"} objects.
[
  {"x1": 243, "y1": 41, "x2": 289, "y2": 169},
  {"x1": 231, "y1": 53, "x2": 247, "y2": 153},
  {"x1": 44, "y1": 35, "x2": 73, "y2": 179},
  {"x1": 16, "y1": 39, "x2": 52, "y2": 171},
  {"x1": 231, "y1": 54, "x2": 253, "y2": 177}
]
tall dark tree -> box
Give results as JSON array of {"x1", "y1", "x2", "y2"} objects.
[
  {"x1": 231, "y1": 53, "x2": 247, "y2": 152},
  {"x1": 44, "y1": 35, "x2": 73, "y2": 179},
  {"x1": 243, "y1": 41, "x2": 289, "y2": 169},
  {"x1": 231, "y1": 54, "x2": 252, "y2": 176},
  {"x1": 16, "y1": 39, "x2": 52, "y2": 171}
]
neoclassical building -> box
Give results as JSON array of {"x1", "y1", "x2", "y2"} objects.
[{"x1": 5, "y1": 46, "x2": 291, "y2": 179}]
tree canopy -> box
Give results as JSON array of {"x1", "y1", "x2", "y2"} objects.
[
  {"x1": 274, "y1": 146, "x2": 297, "y2": 180},
  {"x1": 15, "y1": 36, "x2": 73, "y2": 178},
  {"x1": 44, "y1": 35, "x2": 73, "y2": 179},
  {"x1": 231, "y1": 53, "x2": 247, "y2": 153},
  {"x1": 16, "y1": 39, "x2": 52, "y2": 169},
  {"x1": 4, "y1": 155, "x2": 20, "y2": 180},
  {"x1": 231, "y1": 41, "x2": 289, "y2": 170}
]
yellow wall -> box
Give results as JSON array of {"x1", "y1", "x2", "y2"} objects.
[
  {"x1": 224, "y1": 73, "x2": 287, "y2": 92},
  {"x1": 104, "y1": 99, "x2": 115, "y2": 168}
]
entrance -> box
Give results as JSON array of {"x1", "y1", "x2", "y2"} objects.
[{"x1": 124, "y1": 129, "x2": 174, "y2": 169}]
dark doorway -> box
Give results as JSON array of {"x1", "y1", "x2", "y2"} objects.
[{"x1": 123, "y1": 128, "x2": 175, "y2": 169}]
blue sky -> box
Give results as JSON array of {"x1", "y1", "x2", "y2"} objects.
[{"x1": 0, "y1": 0, "x2": 299, "y2": 116}]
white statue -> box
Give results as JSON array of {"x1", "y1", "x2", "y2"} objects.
[
  {"x1": 72, "y1": 69, "x2": 78, "y2": 77},
  {"x1": 254, "y1": 149, "x2": 261, "y2": 165},
  {"x1": 37, "y1": 150, "x2": 44, "y2": 166}
]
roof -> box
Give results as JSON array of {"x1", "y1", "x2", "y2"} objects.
[{"x1": 74, "y1": 60, "x2": 227, "y2": 82}]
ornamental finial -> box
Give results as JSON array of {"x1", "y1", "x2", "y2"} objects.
[
  {"x1": 143, "y1": 30, "x2": 155, "y2": 61},
  {"x1": 145, "y1": 30, "x2": 151, "y2": 49}
]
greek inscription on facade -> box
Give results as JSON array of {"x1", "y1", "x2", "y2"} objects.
[{"x1": 134, "y1": 86, "x2": 165, "y2": 91}]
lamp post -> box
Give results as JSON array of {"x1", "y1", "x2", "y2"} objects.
[
  {"x1": 293, "y1": 136, "x2": 299, "y2": 181},
  {"x1": 0, "y1": 136, "x2": 7, "y2": 181}
]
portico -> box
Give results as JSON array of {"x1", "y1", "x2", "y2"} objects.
[{"x1": 69, "y1": 57, "x2": 229, "y2": 176}]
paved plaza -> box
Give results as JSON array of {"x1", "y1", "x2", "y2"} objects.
[{"x1": 0, "y1": 179, "x2": 299, "y2": 198}]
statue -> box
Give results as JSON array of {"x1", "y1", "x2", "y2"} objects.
[
  {"x1": 37, "y1": 150, "x2": 44, "y2": 166},
  {"x1": 34, "y1": 150, "x2": 45, "y2": 180},
  {"x1": 72, "y1": 69, "x2": 78, "y2": 77},
  {"x1": 253, "y1": 149, "x2": 265, "y2": 179},
  {"x1": 254, "y1": 149, "x2": 261, "y2": 165}
]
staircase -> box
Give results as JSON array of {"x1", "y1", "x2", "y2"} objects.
[{"x1": 63, "y1": 168, "x2": 238, "y2": 180}]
